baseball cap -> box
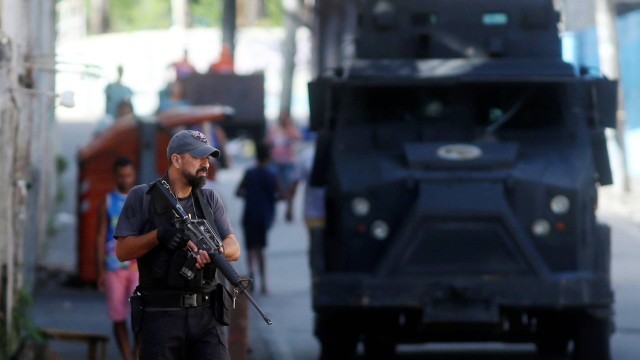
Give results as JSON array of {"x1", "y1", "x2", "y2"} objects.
[{"x1": 167, "y1": 130, "x2": 220, "y2": 159}]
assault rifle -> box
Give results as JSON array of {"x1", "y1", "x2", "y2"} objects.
[{"x1": 155, "y1": 179, "x2": 272, "y2": 325}]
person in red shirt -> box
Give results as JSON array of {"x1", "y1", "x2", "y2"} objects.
[{"x1": 209, "y1": 44, "x2": 234, "y2": 74}]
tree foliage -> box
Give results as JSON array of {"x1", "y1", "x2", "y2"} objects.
[
  {"x1": 109, "y1": 0, "x2": 172, "y2": 31},
  {"x1": 104, "y1": 0, "x2": 284, "y2": 32},
  {"x1": 190, "y1": 0, "x2": 224, "y2": 27}
]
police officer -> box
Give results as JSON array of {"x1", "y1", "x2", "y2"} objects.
[{"x1": 114, "y1": 129, "x2": 240, "y2": 359}]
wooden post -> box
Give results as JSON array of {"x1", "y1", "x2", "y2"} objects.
[{"x1": 228, "y1": 288, "x2": 250, "y2": 360}]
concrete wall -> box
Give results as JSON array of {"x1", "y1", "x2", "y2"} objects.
[{"x1": 0, "y1": 0, "x2": 57, "y2": 353}]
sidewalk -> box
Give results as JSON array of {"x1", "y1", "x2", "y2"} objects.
[
  {"x1": 599, "y1": 177, "x2": 640, "y2": 224},
  {"x1": 31, "y1": 281, "x2": 118, "y2": 359}
]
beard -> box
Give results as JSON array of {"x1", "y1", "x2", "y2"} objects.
[{"x1": 183, "y1": 166, "x2": 207, "y2": 189}]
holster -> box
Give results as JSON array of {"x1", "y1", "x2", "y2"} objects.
[
  {"x1": 129, "y1": 291, "x2": 143, "y2": 335},
  {"x1": 211, "y1": 283, "x2": 233, "y2": 326}
]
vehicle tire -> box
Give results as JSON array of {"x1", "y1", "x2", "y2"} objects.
[
  {"x1": 595, "y1": 224, "x2": 611, "y2": 276},
  {"x1": 362, "y1": 311, "x2": 398, "y2": 359},
  {"x1": 363, "y1": 332, "x2": 396, "y2": 359},
  {"x1": 536, "y1": 316, "x2": 570, "y2": 358},
  {"x1": 536, "y1": 336, "x2": 569, "y2": 357},
  {"x1": 315, "y1": 310, "x2": 360, "y2": 360},
  {"x1": 572, "y1": 314, "x2": 611, "y2": 360}
]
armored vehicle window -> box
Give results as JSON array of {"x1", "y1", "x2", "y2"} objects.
[
  {"x1": 482, "y1": 12, "x2": 509, "y2": 26},
  {"x1": 334, "y1": 84, "x2": 565, "y2": 129},
  {"x1": 335, "y1": 83, "x2": 564, "y2": 138},
  {"x1": 337, "y1": 86, "x2": 453, "y2": 125},
  {"x1": 473, "y1": 84, "x2": 564, "y2": 132}
]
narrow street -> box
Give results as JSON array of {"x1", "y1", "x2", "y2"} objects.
[{"x1": 32, "y1": 122, "x2": 640, "y2": 359}]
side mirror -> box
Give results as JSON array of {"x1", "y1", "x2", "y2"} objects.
[{"x1": 590, "y1": 79, "x2": 617, "y2": 129}]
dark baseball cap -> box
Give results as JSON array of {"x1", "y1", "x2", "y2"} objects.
[{"x1": 167, "y1": 130, "x2": 220, "y2": 159}]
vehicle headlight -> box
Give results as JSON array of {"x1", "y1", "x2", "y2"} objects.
[
  {"x1": 371, "y1": 220, "x2": 389, "y2": 241},
  {"x1": 351, "y1": 197, "x2": 371, "y2": 217},
  {"x1": 531, "y1": 219, "x2": 551, "y2": 237},
  {"x1": 550, "y1": 195, "x2": 570, "y2": 215}
]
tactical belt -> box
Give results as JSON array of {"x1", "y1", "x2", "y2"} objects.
[{"x1": 141, "y1": 293, "x2": 210, "y2": 308}]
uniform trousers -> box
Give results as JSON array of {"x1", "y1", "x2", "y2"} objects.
[{"x1": 139, "y1": 305, "x2": 229, "y2": 360}]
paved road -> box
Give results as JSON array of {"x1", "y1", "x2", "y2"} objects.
[
  {"x1": 241, "y1": 178, "x2": 640, "y2": 360},
  {"x1": 31, "y1": 122, "x2": 640, "y2": 359}
]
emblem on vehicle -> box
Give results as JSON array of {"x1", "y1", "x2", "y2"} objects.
[{"x1": 436, "y1": 144, "x2": 483, "y2": 161}]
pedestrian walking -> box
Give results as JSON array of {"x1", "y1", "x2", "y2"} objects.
[
  {"x1": 105, "y1": 65, "x2": 133, "y2": 119},
  {"x1": 235, "y1": 144, "x2": 283, "y2": 294},
  {"x1": 265, "y1": 111, "x2": 301, "y2": 222},
  {"x1": 95, "y1": 157, "x2": 139, "y2": 360},
  {"x1": 157, "y1": 80, "x2": 190, "y2": 114}
]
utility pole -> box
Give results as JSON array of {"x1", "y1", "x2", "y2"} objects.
[
  {"x1": 222, "y1": 0, "x2": 237, "y2": 54},
  {"x1": 280, "y1": 0, "x2": 311, "y2": 117},
  {"x1": 89, "y1": 0, "x2": 110, "y2": 33},
  {"x1": 171, "y1": 0, "x2": 191, "y2": 29},
  {"x1": 280, "y1": 0, "x2": 298, "y2": 117},
  {"x1": 593, "y1": 0, "x2": 630, "y2": 192}
]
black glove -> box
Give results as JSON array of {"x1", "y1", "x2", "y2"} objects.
[{"x1": 157, "y1": 223, "x2": 190, "y2": 251}]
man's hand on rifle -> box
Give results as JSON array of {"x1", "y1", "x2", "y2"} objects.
[
  {"x1": 157, "y1": 222, "x2": 189, "y2": 251},
  {"x1": 186, "y1": 241, "x2": 218, "y2": 269}
]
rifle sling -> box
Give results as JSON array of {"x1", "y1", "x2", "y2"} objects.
[{"x1": 193, "y1": 188, "x2": 224, "y2": 245}]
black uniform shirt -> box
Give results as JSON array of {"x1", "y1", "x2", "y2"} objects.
[{"x1": 114, "y1": 184, "x2": 234, "y2": 291}]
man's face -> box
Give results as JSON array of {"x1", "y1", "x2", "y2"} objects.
[
  {"x1": 179, "y1": 153, "x2": 209, "y2": 189},
  {"x1": 114, "y1": 165, "x2": 136, "y2": 193}
]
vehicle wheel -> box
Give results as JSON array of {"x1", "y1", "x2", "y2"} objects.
[
  {"x1": 536, "y1": 336, "x2": 570, "y2": 358},
  {"x1": 536, "y1": 315, "x2": 570, "y2": 358},
  {"x1": 315, "y1": 310, "x2": 360, "y2": 360},
  {"x1": 363, "y1": 312, "x2": 397, "y2": 359},
  {"x1": 572, "y1": 314, "x2": 611, "y2": 360},
  {"x1": 363, "y1": 332, "x2": 396, "y2": 359}
]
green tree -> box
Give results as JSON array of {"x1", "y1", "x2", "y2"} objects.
[
  {"x1": 109, "y1": 0, "x2": 171, "y2": 31},
  {"x1": 262, "y1": 0, "x2": 284, "y2": 25},
  {"x1": 190, "y1": 0, "x2": 284, "y2": 27},
  {"x1": 101, "y1": 0, "x2": 284, "y2": 32},
  {"x1": 190, "y1": 0, "x2": 224, "y2": 27}
]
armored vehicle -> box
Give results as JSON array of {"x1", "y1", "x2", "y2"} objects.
[{"x1": 308, "y1": 0, "x2": 616, "y2": 358}]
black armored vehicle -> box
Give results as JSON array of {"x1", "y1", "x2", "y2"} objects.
[{"x1": 308, "y1": 0, "x2": 616, "y2": 358}]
